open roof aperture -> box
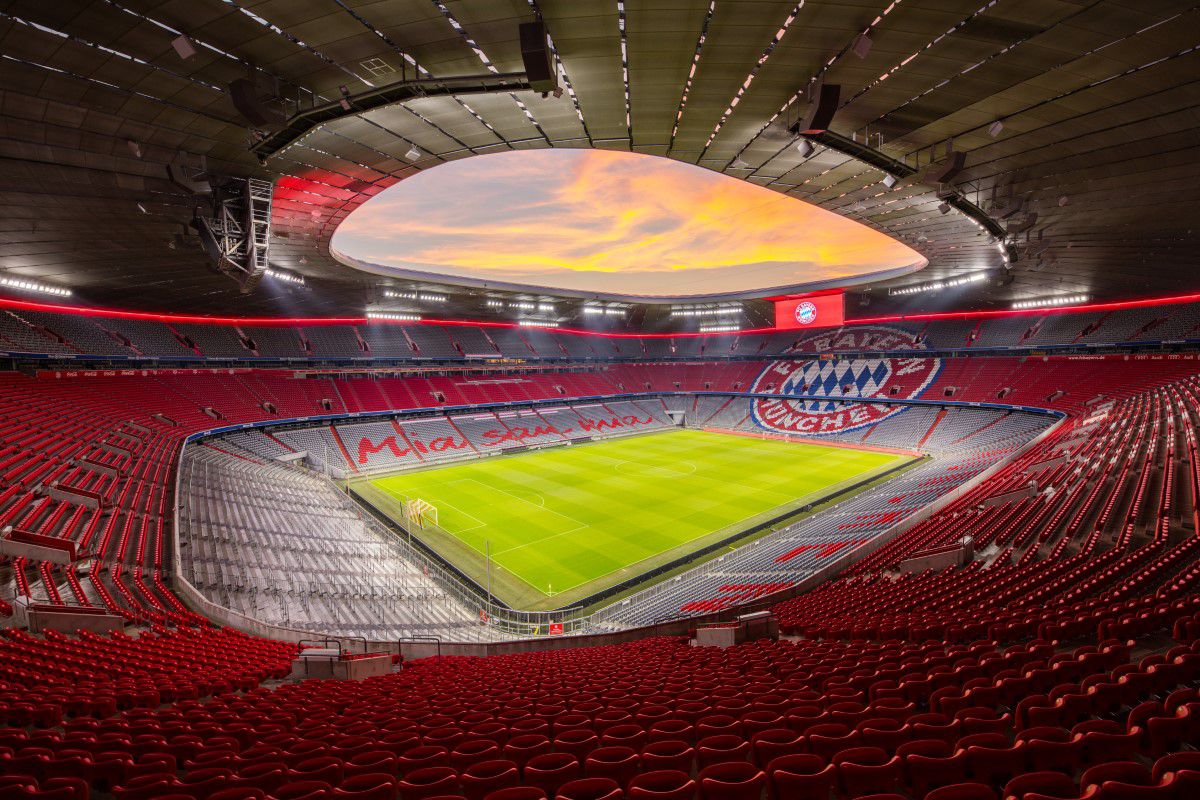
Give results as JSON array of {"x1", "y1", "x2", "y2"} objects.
[{"x1": 332, "y1": 149, "x2": 925, "y2": 300}]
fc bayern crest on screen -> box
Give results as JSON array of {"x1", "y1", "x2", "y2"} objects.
[
  {"x1": 750, "y1": 326, "x2": 941, "y2": 436},
  {"x1": 795, "y1": 301, "x2": 818, "y2": 325}
]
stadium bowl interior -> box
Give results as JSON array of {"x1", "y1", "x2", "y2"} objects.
[{"x1": 1, "y1": 2, "x2": 1199, "y2": 799}]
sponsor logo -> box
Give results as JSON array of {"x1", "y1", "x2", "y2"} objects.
[
  {"x1": 750, "y1": 326, "x2": 941, "y2": 435},
  {"x1": 795, "y1": 301, "x2": 818, "y2": 325},
  {"x1": 356, "y1": 432, "x2": 468, "y2": 464},
  {"x1": 353, "y1": 414, "x2": 656, "y2": 464}
]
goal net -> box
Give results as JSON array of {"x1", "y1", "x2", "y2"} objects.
[{"x1": 403, "y1": 498, "x2": 439, "y2": 529}]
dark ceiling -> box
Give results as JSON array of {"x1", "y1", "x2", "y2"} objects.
[{"x1": 1, "y1": 0, "x2": 1198, "y2": 326}]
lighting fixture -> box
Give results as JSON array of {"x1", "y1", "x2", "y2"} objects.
[
  {"x1": 670, "y1": 305, "x2": 741, "y2": 318},
  {"x1": 366, "y1": 311, "x2": 421, "y2": 321},
  {"x1": 405, "y1": 145, "x2": 421, "y2": 162},
  {"x1": 889, "y1": 272, "x2": 987, "y2": 296},
  {"x1": 1012, "y1": 294, "x2": 1088, "y2": 310},
  {"x1": 0, "y1": 277, "x2": 72, "y2": 297},
  {"x1": 265, "y1": 268, "x2": 305, "y2": 285},
  {"x1": 519, "y1": 319, "x2": 556, "y2": 328},
  {"x1": 698, "y1": 323, "x2": 741, "y2": 333},
  {"x1": 383, "y1": 290, "x2": 445, "y2": 302},
  {"x1": 583, "y1": 304, "x2": 627, "y2": 316}
]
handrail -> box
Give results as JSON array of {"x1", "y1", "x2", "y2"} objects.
[
  {"x1": 298, "y1": 637, "x2": 338, "y2": 651},
  {"x1": 173, "y1": 395, "x2": 1064, "y2": 648},
  {"x1": 297, "y1": 637, "x2": 339, "y2": 677},
  {"x1": 397, "y1": 635, "x2": 442, "y2": 658},
  {"x1": 337, "y1": 635, "x2": 369, "y2": 654}
]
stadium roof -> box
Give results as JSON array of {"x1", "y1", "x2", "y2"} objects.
[{"x1": 0, "y1": 0, "x2": 1197, "y2": 319}]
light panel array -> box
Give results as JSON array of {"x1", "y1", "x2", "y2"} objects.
[
  {"x1": 890, "y1": 272, "x2": 987, "y2": 296},
  {"x1": 616, "y1": 1, "x2": 632, "y2": 134},
  {"x1": 583, "y1": 304, "x2": 627, "y2": 316},
  {"x1": 1012, "y1": 294, "x2": 1088, "y2": 310},
  {"x1": 671, "y1": 0, "x2": 716, "y2": 144},
  {"x1": 671, "y1": 305, "x2": 742, "y2": 317},
  {"x1": 698, "y1": 323, "x2": 742, "y2": 333},
  {"x1": 0, "y1": 277, "x2": 72, "y2": 297},
  {"x1": 384, "y1": 290, "x2": 446, "y2": 302},
  {"x1": 366, "y1": 311, "x2": 421, "y2": 321},
  {"x1": 703, "y1": 2, "x2": 806, "y2": 151},
  {"x1": 265, "y1": 268, "x2": 305, "y2": 285},
  {"x1": 486, "y1": 298, "x2": 558, "y2": 312}
]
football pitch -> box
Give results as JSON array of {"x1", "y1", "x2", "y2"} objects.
[{"x1": 350, "y1": 429, "x2": 912, "y2": 610}]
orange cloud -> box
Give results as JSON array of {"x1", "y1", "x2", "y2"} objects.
[{"x1": 331, "y1": 149, "x2": 924, "y2": 297}]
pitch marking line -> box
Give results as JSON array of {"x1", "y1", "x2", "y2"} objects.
[
  {"x1": 587, "y1": 450, "x2": 700, "y2": 479},
  {"x1": 381, "y1": 485, "x2": 487, "y2": 534},
  {"x1": 490, "y1": 522, "x2": 590, "y2": 558},
  {"x1": 608, "y1": 459, "x2": 698, "y2": 478},
  {"x1": 536, "y1": 454, "x2": 909, "y2": 598},
  {"x1": 457, "y1": 478, "x2": 586, "y2": 530}
]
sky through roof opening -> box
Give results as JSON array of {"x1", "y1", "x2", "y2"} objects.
[{"x1": 332, "y1": 149, "x2": 925, "y2": 298}]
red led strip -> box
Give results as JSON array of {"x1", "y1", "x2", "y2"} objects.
[
  {"x1": 851, "y1": 291, "x2": 1200, "y2": 324},
  {"x1": 1, "y1": 291, "x2": 1198, "y2": 337}
]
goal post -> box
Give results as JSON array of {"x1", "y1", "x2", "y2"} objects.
[{"x1": 403, "y1": 498, "x2": 439, "y2": 529}]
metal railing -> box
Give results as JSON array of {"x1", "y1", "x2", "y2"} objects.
[{"x1": 173, "y1": 395, "x2": 1065, "y2": 647}]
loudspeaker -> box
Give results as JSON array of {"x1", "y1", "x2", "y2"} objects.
[
  {"x1": 991, "y1": 196, "x2": 1023, "y2": 219},
  {"x1": 166, "y1": 152, "x2": 210, "y2": 195},
  {"x1": 171, "y1": 35, "x2": 196, "y2": 60},
  {"x1": 791, "y1": 83, "x2": 841, "y2": 134},
  {"x1": 229, "y1": 78, "x2": 286, "y2": 127},
  {"x1": 1007, "y1": 212, "x2": 1038, "y2": 235},
  {"x1": 851, "y1": 34, "x2": 872, "y2": 59},
  {"x1": 519, "y1": 21, "x2": 557, "y2": 94},
  {"x1": 922, "y1": 150, "x2": 966, "y2": 185}
]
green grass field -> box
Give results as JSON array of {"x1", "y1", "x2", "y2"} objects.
[{"x1": 351, "y1": 429, "x2": 910, "y2": 610}]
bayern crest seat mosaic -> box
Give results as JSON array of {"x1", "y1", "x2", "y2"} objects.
[{"x1": 751, "y1": 326, "x2": 943, "y2": 436}]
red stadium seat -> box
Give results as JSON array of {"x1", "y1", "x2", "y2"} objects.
[
  {"x1": 524, "y1": 753, "x2": 582, "y2": 797},
  {"x1": 395, "y1": 766, "x2": 459, "y2": 800},
  {"x1": 459, "y1": 760, "x2": 520, "y2": 800},
  {"x1": 696, "y1": 762, "x2": 765, "y2": 800},
  {"x1": 555, "y1": 777, "x2": 623, "y2": 800},
  {"x1": 627, "y1": 770, "x2": 696, "y2": 800},
  {"x1": 1003, "y1": 772, "x2": 1077, "y2": 800},
  {"x1": 484, "y1": 789, "x2": 548, "y2": 800},
  {"x1": 766, "y1": 754, "x2": 835, "y2": 800},
  {"x1": 640, "y1": 740, "x2": 694, "y2": 773}
]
